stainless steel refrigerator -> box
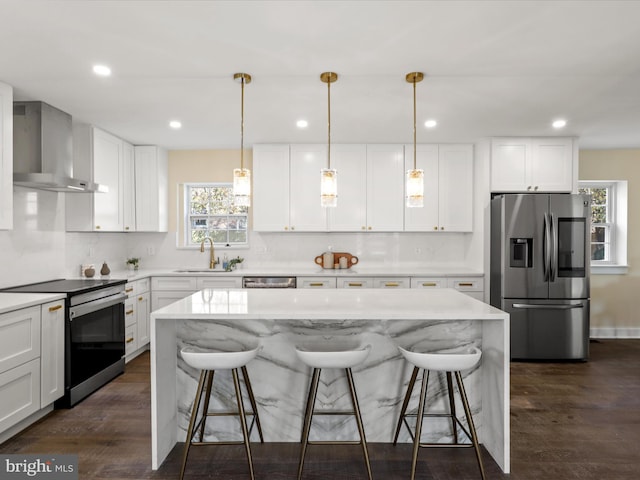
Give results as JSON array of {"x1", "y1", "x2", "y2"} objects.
[{"x1": 490, "y1": 194, "x2": 591, "y2": 360}]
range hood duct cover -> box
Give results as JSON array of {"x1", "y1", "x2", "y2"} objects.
[{"x1": 13, "y1": 101, "x2": 106, "y2": 193}]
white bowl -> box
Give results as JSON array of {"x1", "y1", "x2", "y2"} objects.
[
  {"x1": 398, "y1": 346, "x2": 481, "y2": 372},
  {"x1": 181, "y1": 345, "x2": 261, "y2": 370},
  {"x1": 295, "y1": 344, "x2": 371, "y2": 369}
]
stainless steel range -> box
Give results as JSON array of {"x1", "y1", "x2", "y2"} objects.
[{"x1": 3, "y1": 278, "x2": 127, "y2": 407}]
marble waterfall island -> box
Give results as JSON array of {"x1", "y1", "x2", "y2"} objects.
[{"x1": 150, "y1": 288, "x2": 510, "y2": 473}]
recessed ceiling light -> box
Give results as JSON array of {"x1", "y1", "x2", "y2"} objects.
[
  {"x1": 169, "y1": 120, "x2": 182, "y2": 129},
  {"x1": 92, "y1": 65, "x2": 111, "y2": 77},
  {"x1": 424, "y1": 119, "x2": 437, "y2": 128},
  {"x1": 552, "y1": 119, "x2": 567, "y2": 129},
  {"x1": 296, "y1": 119, "x2": 308, "y2": 129}
]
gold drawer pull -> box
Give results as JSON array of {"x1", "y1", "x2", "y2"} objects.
[
  {"x1": 348, "y1": 282, "x2": 363, "y2": 287},
  {"x1": 48, "y1": 304, "x2": 63, "y2": 312},
  {"x1": 138, "y1": 296, "x2": 144, "y2": 301},
  {"x1": 458, "y1": 282, "x2": 474, "y2": 287},
  {"x1": 385, "y1": 282, "x2": 400, "y2": 287},
  {"x1": 126, "y1": 309, "x2": 135, "y2": 315},
  {"x1": 309, "y1": 283, "x2": 324, "y2": 287},
  {"x1": 126, "y1": 337, "x2": 135, "y2": 344},
  {"x1": 125, "y1": 287, "x2": 134, "y2": 293},
  {"x1": 422, "y1": 282, "x2": 437, "y2": 287}
]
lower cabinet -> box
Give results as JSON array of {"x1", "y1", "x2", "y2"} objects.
[
  {"x1": 411, "y1": 276, "x2": 485, "y2": 301},
  {"x1": 297, "y1": 277, "x2": 337, "y2": 288},
  {"x1": 40, "y1": 300, "x2": 65, "y2": 406},
  {"x1": 150, "y1": 276, "x2": 241, "y2": 311},
  {"x1": 0, "y1": 359, "x2": 40, "y2": 434},
  {"x1": 124, "y1": 278, "x2": 151, "y2": 361}
]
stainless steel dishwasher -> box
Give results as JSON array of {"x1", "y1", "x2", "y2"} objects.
[{"x1": 242, "y1": 277, "x2": 297, "y2": 288}]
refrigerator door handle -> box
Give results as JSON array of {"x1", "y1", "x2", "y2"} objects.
[
  {"x1": 549, "y1": 213, "x2": 557, "y2": 281},
  {"x1": 543, "y1": 213, "x2": 551, "y2": 281},
  {"x1": 512, "y1": 303, "x2": 584, "y2": 310}
]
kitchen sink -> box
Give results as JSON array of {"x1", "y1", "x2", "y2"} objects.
[{"x1": 173, "y1": 269, "x2": 231, "y2": 273}]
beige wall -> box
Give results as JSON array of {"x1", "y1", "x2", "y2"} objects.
[
  {"x1": 580, "y1": 149, "x2": 639, "y2": 330},
  {"x1": 167, "y1": 149, "x2": 252, "y2": 235}
]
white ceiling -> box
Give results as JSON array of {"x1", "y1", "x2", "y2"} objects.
[{"x1": 2, "y1": 0, "x2": 640, "y2": 150}]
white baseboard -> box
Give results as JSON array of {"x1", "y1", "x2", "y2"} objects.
[{"x1": 591, "y1": 327, "x2": 640, "y2": 339}]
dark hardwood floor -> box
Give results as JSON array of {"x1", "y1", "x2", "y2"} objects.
[{"x1": 2, "y1": 339, "x2": 639, "y2": 479}]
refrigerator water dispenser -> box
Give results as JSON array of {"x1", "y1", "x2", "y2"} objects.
[{"x1": 510, "y1": 238, "x2": 532, "y2": 268}]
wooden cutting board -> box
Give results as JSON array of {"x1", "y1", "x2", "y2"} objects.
[{"x1": 314, "y1": 252, "x2": 359, "y2": 269}]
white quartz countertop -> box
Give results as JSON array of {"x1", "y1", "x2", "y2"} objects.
[
  {"x1": 151, "y1": 287, "x2": 505, "y2": 321},
  {"x1": 0, "y1": 292, "x2": 66, "y2": 315}
]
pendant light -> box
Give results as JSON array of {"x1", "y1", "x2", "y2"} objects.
[
  {"x1": 406, "y1": 72, "x2": 424, "y2": 208},
  {"x1": 320, "y1": 72, "x2": 338, "y2": 208},
  {"x1": 233, "y1": 72, "x2": 251, "y2": 207}
]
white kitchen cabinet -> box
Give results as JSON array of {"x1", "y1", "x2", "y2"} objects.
[
  {"x1": 327, "y1": 145, "x2": 367, "y2": 231},
  {"x1": 366, "y1": 145, "x2": 404, "y2": 231},
  {"x1": 447, "y1": 277, "x2": 484, "y2": 301},
  {"x1": 404, "y1": 144, "x2": 473, "y2": 232},
  {"x1": 0, "y1": 81, "x2": 12, "y2": 230},
  {"x1": 0, "y1": 306, "x2": 41, "y2": 373},
  {"x1": 337, "y1": 277, "x2": 374, "y2": 288},
  {"x1": 67, "y1": 125, "x2": 124, "y2": 231},
  {"x1": 289, "y1": 144, "x2": 328, "y2": 231},
  {"x1": 125, "y1": 278, "x2": 151, "y2": 360},
  {"x1": 40, "y1": 300, "x2": 65, "y2": 406},
  {"x1": 297, "y1": 277, "x2": 337, "y2": 288},
  {"x1": 122, "y1": 141, "x2": 136, "y2": 231},
  {"x1": 371, "y1": 277, "x2": 410, "y2": 288},
  {"x1": 490, "y1": 137, "x2": 574, "y2": 193},
  {"x1": 197, "y1": 277, "x2": 242, "y2": 289},
  {"x1": 0, "y1": 359, "x2": 40, "y2": 434},
  {"x1": 410, "y1": 277, "x2": 447, "y2": 289},
  {"x1": 134, "y1": 146, "x2": 168, "y2": 232},
  {"x1": 253, "y1": 144, "x2": 291, "y2": 231},
  {"x1": 151, "y1": 276, "x2": 198, "y2": 311}
]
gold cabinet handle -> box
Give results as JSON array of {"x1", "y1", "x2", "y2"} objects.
[
  {"x1": 48, "y1": 304, "x2": 63, "y2": 312},
  {"x1": 309, "y1": 283, "x2": 324, "y2": 287},
  {"x1": 458, "y1": 282, "x2": 474, "y2": 287},
  {"x1": 422, "y1": 282, "x2": 437, "y2": 287},
  {"x1": 138, "y1": 296, "x2": 144, "y2": 301},
  {"x1": 361, "y1": 226, "x2": 366, "y2": 230},
  {"x1": 440, "y1": 227, "x2": 444, "y2": 230},
  {"x1": 96, "y1": 225, "x2": 101, "y2": 230},
  {"x1": 367, "y1": 226, "x2": 372, "y2": 230},
  {"x1": 125, "y1": 226, "x2": 130, "y2": 230},
  {"x1": 126, "y1": 337, "x2": 135, "y2": 344},
  {"x1": 284, "y1": 226, "x2": 288, "y2": 231},
  {"x1": 125, "y1": 287, "x2": 134, "y2": 293},
  {"x1": 348, "y1": 282, "x2": 363, "y2": 287},
  {"x1": 433, "y1": 226, "x2": 438, "y2": 231},
  {"x1": 385, "y1": 282, "x2": 400, "y2": 287},
  {"x1": 291, "y1": 226, "x2": 295, "y2": 230},
  {"x1": 126, "y1": 309, "x2": 134, "y2": 315}
]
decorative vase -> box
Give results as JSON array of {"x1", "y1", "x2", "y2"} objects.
[
  {"x1": 84, "y1": 267, "x2": 95, "y2": 278},
  {"x1": 100, "y1": 262, "x2": 111, "y2": 276}
]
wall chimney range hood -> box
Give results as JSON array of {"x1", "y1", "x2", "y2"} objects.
[{"x1": 13, "y1": 101, "x2": 106, "y2": 193}]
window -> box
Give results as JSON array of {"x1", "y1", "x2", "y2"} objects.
[
  {"x1": 578, "y1": 181, "x2": 627, "y2": 273},
  {"x1": 185, "y1": 183, "x2": 248, "y2": 246}
]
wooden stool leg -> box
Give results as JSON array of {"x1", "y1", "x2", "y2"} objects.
[
  {"x1": 410, "y1": 370, "x2": 429, "y2": 480},
  {"x1": 446, "y1": 371, "x2": 459, "y2": 444},
  {"x1": 455, "y1": 371, "x2": 486, "y2": 480},
  {"x1": 393, "y1": 366, "x2": 419, "y2": 445},
  {"x1": 232, "y1": 368, "x2": 255, "y2": 480},
  {"x1": 345, "y1": 368, "x2": 373, "y2": 480},
  {"x1": 241, "y1": 366, "x2": 264, "y2": 443},
  {"x1": 297, "y1": 368, "x2": 321, "y2": 480},
  {"x1": 198, "y1": 370, "x2": 214, "y2": 441},
  {"x1": 180, "y1": 370, "x2": 207, "y2": 480}
]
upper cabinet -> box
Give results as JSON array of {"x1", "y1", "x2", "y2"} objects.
[
  {"x1": 490, "y1": 137, "x2": 574, "y2": 193},
  {"x1": 366, "y1": 144, "x2": 405, "y2": 232},
  {"x1": 404, "y1": 144, "x2": 473, "y2": 232},
  {"x1": 253, "y1": 144, "x2": 291, "y2": 231},
  {"x1": 134, "y1": 146, "x2": 168, "y2": 232},
  {"x1": 66, "y1": 125, "x2": 167, "y2": 232},
  {"x1": 327, "y1": 144, "x2": 367, "y2": 231},
  {"x1": 289, "y1": 144, "x2": 328, "y2": 231},
  {"x1": 0, "y1": 82, "x2": 13, "y2": 230}
]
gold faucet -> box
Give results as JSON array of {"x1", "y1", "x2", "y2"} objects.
[{"x1": 200, "y1": 237, "x2": 217, "y2": 269}]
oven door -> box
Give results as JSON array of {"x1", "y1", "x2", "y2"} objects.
[{"x1": 66, "y1": 292, "x2": 125, "y2": 404}]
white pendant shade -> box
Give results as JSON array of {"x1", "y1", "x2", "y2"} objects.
[
  {"x1": 406, "y1": 168, "x2": 424, "y2": 208},
  {"x1": 233, "y1": 167, "x2": 251, "y2": 206},
  {"x1": 320, "y1": 168, "x2": 338, "y2": 207}
]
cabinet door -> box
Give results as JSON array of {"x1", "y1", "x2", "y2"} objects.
[
  {"x1": 366, "y1": 145, "x2": 404, "y2": 231},
  {"x1": 0, "y1": 359, "x2": 40, "y2": 433},
  {"x1": 410, "y1": 277, "x2": 447, "y2": 289},
  {"x1": 297, "y1": 277, "x2": 337, "y2": 288},
  {"x1": 197, "y1": 277, "x2": 242, "y2": 289},
  {"x1": 404, "y1": 144, "x2": 439, "y2": 232},
  {"x1": 337, "y1": 277, "x2": 374, "y2": 288},
  {"x1": 438, "y1": 144, "x2": 473, "y2": 232},
  {"x1": 41, "y1": 300, "x2": 65, "y2": 406},
  {"x1": 328, "y1": 145, "x2": 367, "y2": 231},
  {"x1": 289, "y1": 144, "x2": 328, "y2": 231},
  {"x1": 490, "y1": 138, "x2": 531, "y2": 192},
  {"x1": 93, "y1": 127, "x2": 124, "y2": 231},
  {"x1": 151, "y1": 291, "x2": 196, "y2": 311},
  {"x1": 122, "y1": 141, "x2": 136, "y2": 232},
  {"x1": 530, "y1": 138, "x2": 573, "y2": 192},
  {"x1": 0, "y1": 82, "x2": 12, "y2": 230},
  {"x1": 0, "y1": 306, "x2": 40, "y2": 374},
  {"x1": 372, "y1": 277, "x2": 410, "y2": 288},
  {"x1": 253, "y1": 144, "x2": 290, "y2": 231},
  {"x1": 136, "y1": 291, "x2": 151, "y2": 347},
  {"x1": 135, "y1": 146, "x2": 168, "y2": 232}
]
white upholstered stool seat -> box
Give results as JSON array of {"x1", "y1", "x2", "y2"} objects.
[
  {"x1": 394, "y1": 345, "x2": 486, "y2": 480},
  {"x1": 294, "y1": 343, "x2": 373, "y2": 480},
  {"x1": 179, "y1": 345, "x2": 263, "y2": 480}
]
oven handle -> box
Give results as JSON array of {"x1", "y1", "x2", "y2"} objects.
[{"x1": 69, "y1": 292, "x2": 126, "y2": 320}]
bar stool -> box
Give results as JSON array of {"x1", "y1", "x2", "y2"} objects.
[
  {"x1": 295, "y1": 343, "x2": 373, "y2": 480},
  {"x1": 393, "y1": 346, "x2": 485, "y2": 480},
  {"x1": 180, "y1": 345, "x2": 264, "y2": 480}
]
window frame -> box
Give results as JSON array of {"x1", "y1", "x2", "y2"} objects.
[
  {"x1": 578, "y1": 180, "x2": 628, "y2": 274},
  {"x1": 183, "y1": 182, "x2": 249, "y2": 248}
]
